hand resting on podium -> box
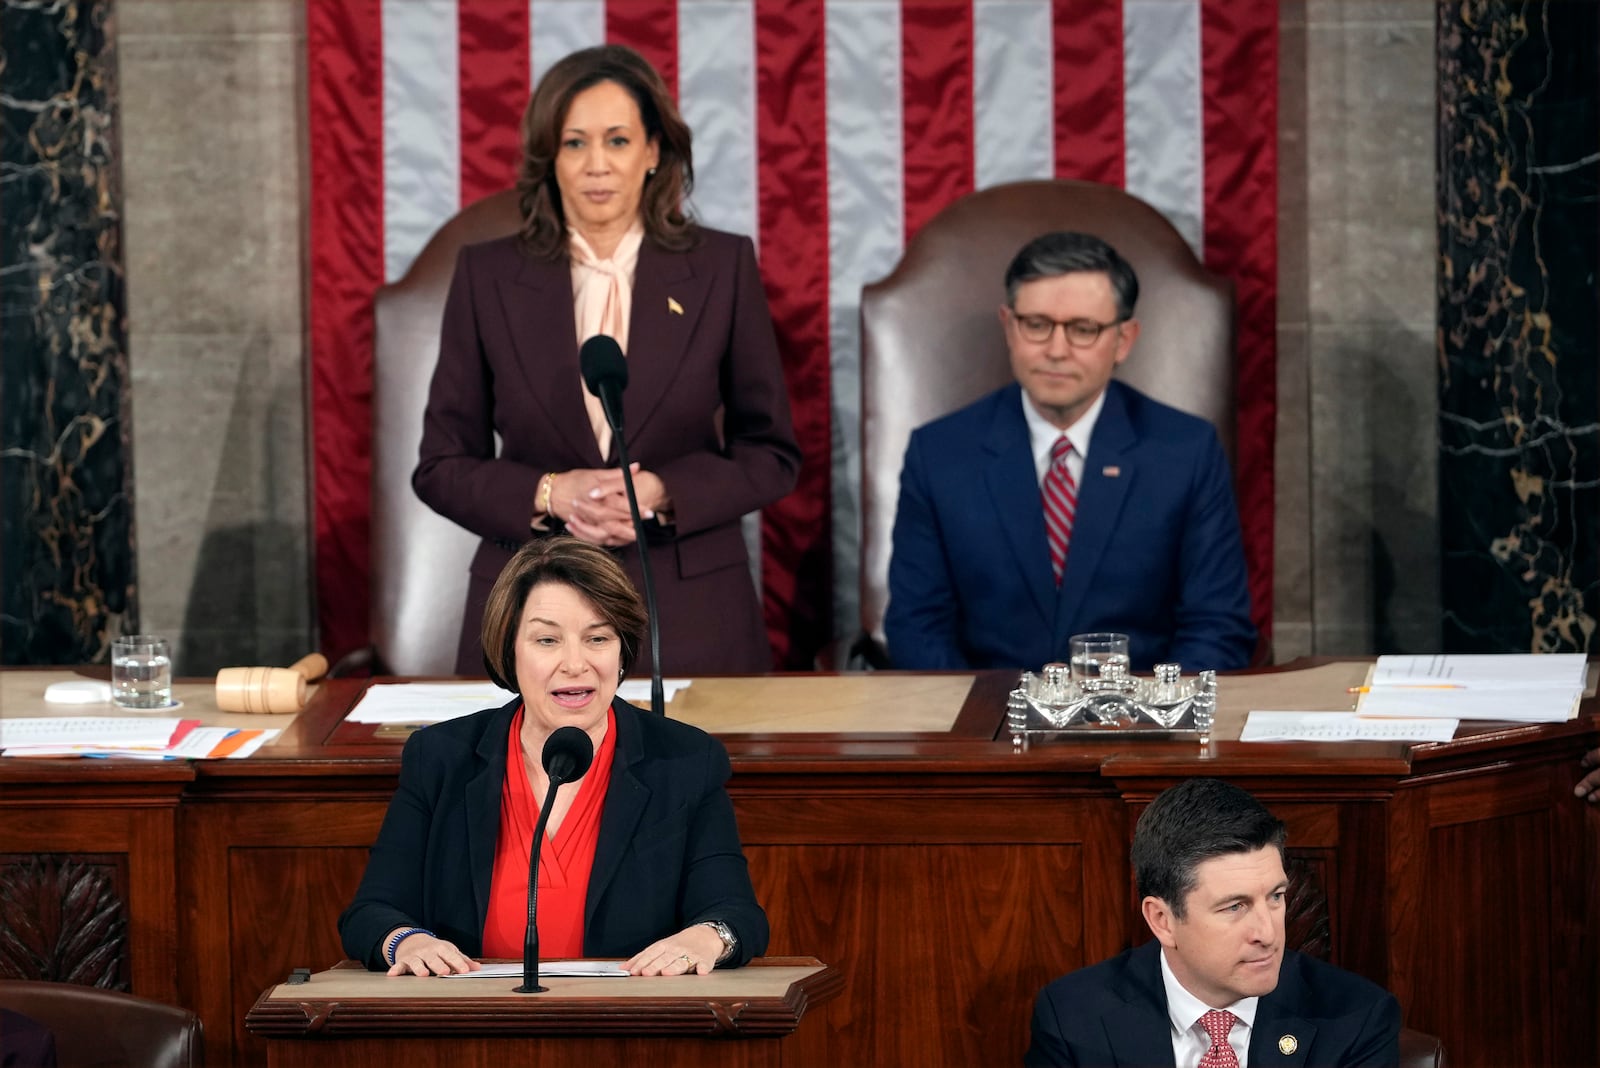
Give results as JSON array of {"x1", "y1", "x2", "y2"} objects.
[
  {"x1": 338, "y1": 538, "x2": 768, "y2": 979},
  {"x1": 386, "y1": 930, "x2": 482, "y2": 977}
]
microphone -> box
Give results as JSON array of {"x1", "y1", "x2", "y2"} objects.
[
  {"x1": 579, "y1": 334, "x2": 628, "y2": 431},
  {"x1": 516, "y1": 725, "x2": 595, "y2": 993},
  {"x1": 579, "y1": 335, "x2": 665, "y2": 717}
]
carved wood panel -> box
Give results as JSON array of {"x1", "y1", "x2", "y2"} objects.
[
  {"x1": 1284, "y1": 849, "x2": 1332, "y2": 961},
  {"x1": 747, "y1": 842, "x2": 1084, "y2": 1068},
  {"x1": 0, "y1": 854, "x2": 129, "y2": 988}
]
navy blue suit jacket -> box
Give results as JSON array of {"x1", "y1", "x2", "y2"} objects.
[
  {"x1": 886, "y1": 381, "x2": 1255, "y2": 672},
  {"x1": 339, "y1": 698, "x2": 768, "y2": 970},
  {"x1": 1025, "y1": 941, "x2": 1401, "y2": 1068}
]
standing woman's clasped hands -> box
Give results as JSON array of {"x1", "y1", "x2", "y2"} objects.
[{"x1": 546, "y1": 464, "x2": 673, "y2": 546}]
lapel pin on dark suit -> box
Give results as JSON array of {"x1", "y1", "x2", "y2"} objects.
[
  {"x1": 667, "y1": 296, "x2": 684, "y2": 315},
  {"x1": 1102, "y1": 465, "x2": 1121, "y2": 478},
  {"x1": 1277, "y1": 1034, "x2": 1298, "y2": 1055}
]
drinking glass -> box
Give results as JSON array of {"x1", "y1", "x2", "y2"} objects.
[
  {"x1": 1069, "y1": 632, "x2": 1131, "y2": 689},
  {"x1": 111, "y1": 635, "x2": 173, "y2": 709}
]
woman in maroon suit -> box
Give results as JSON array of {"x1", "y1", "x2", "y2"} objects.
[{"x1": 414, "y1": 45, "x2": 800, "y2": 676}]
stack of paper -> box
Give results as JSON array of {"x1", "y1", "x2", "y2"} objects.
[
  {"x1": 0, "y1": 717, "x2": 280, "y2": 759},
  {"x1": 1358, "y1": 654, "x2": 1585, "y2": 723},
  {"x1": 345, "y1": 679, "x2": 693, "y2": 725},
  {"x1": 1241, "y1": 712, "x2": 1459, "y2": 743}
]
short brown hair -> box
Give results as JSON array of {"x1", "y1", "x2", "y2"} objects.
[
  {"x1": 1131, "y1": 778, "x2": 1286, "y2": 919},
  {"x1": 479, "y1": 536, "x2": 650, "y2": 691},
  {"x1": 516, "y1": 45, "x2": 697, "y2": 258}
]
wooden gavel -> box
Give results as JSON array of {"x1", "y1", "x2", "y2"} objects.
[{"x1": 215, "y1": 653, "x2": 329, "y2": 714}]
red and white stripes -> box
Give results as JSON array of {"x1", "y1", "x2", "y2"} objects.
[{"x1": 309, "y1": 0, "x2": 1276, "y2": 666}]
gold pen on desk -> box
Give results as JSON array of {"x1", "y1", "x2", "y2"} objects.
[{"x1": 1346, "y1": 684, "x2": 1466, "y2": 693}]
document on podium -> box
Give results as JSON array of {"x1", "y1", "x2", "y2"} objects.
[
  {"x1": 442, "y1": 961, "x2": 629, "y2": 979},
  {"x1": 346, "y1": 680, "x2": 692, "y2": 724},
  {"x1": 1369, "y1": 653, "x2": 1587, "y2": 690},
  {"x1": 1359, "y1": 654, "x2": 1584, "y2": 722},
  {"x1": 1241, "y1": 711, "x2": 1459, "y2": 743}
]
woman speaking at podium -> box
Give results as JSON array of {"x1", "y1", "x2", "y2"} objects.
[
  {"x1": 339, "y1": 538, "x2": 768, "y2": 976},
  {"x1": 413, "y1": 44, "x2": 800, "y2": 678}
]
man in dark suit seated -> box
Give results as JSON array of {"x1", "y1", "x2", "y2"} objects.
[
  {"x1": 1025, "y1": 778, "x2": 1400, "y2": 1067},
  {"x1": 885, "y1": 231, "x2": 1255, "y2": 672}
]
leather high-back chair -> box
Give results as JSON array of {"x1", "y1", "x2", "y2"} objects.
[
  {"x1": 0, "y1": 980, "x2": 204, "y2": 1067},
  {"x1": 1400, "y1": 1027, "x2": 1445, "y2": 1068},
  {"x1": 856, "y1": 179, "x2": 1235, "y2": 662},
  {"x1": 368, "y1": 190, "x2": 523, "y2": 675}
]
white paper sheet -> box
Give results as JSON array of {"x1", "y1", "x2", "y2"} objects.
[
  {"x1": 345, "y1": 680, "x2": 692, "y2": 724},
  {"x1": 1241, "y1": 712, "x2": 1459, "y2": 743},
  {"x1": 617, "y1": 679, "x2": 693, "y2": 704},
  {"x1": 1356, "y1": 688, "x2": 1579, "y2": 722},
  {"x1": 0, "y1": 717, "x2": 181, "y2": 750},
  {"x1": 440, "y1": 961, "x2": 630, "y2": 979},
  {"x1": 1370, "y1": 654, "x2": 1587, "y2": 690}
]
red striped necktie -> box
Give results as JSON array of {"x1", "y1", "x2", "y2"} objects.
[{"x1": 1042, "y1": 435, "x2": 1077, "y2": 585}]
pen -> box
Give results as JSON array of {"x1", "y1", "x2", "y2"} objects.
[{"x1": 1346, "y1": 685, "x2": 1465, "y2": 693}]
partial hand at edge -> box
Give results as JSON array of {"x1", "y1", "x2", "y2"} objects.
[{"x1": 1576, "y1": 747, "x2": 1600, "y2": 803}]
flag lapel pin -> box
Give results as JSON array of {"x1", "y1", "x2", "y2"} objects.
[{"x1": 1102, "y1": 465, "x2": 1121, "y2": 478}]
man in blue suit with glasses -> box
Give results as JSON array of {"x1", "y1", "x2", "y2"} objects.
[{"x1": 885, "y1": 231, "x2": 1255, "y2": 673}]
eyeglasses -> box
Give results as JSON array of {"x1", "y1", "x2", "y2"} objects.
[{"x1": 1008, "y1": 310, "x2": 1126, "y2": 347}]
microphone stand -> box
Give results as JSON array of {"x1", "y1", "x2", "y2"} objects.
[
  {"x1": 516, "y1": 772, "x2": 570, "y2": 993},
  {"x1": 606, "y1": 405, "x2": 665, "y2": 717}
]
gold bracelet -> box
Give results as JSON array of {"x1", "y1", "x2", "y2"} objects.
[{"x1": 536, "y1": 472, "x2": 556, "y2": 516}]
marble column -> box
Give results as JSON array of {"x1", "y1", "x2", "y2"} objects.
[
  {"x1": 0, "y1": 0, "x2": 135, "y2": 663},
  {"x1": 1437, "y1": 0, "x2": 1600, "y2": 653}
]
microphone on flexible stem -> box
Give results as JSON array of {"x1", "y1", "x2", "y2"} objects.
[
  {"x1": 516, "y1": 725, "x2": 595, "y2": 993},
  {"x1": 580, "y1": 334, "x2": 665, "y2": 718}
]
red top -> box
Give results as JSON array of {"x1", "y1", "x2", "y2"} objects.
[{"x1": 481, "y1": 705, "x2": 616, "y2": 959}]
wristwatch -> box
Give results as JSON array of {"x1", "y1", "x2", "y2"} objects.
[{"x1": 699, "y1": 919, "x2": 738, "y2": 964}]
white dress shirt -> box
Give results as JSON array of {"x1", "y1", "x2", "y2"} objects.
[
  {"x1": 1160, "y1": 947, "x2": 1258, "y2": 1068},
  {"x1": 1021, "y1": 387, "x2": 1106, "y2": 488}
]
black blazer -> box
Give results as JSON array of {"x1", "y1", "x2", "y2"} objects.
[
  {"x1": 1025, "y1": 941, "x2": 1400, "y2": 1067},
  {"x1": 339, "y1": 697, "x2": 769, "y2": 970}
]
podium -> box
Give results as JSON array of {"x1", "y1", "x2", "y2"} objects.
[{"x1": 245, "y1": 957, "x2": 842, "y2": 1067}]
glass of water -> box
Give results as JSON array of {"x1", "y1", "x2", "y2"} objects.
[
  {"x1": 1069, "y1": 632, "x2": 1131, "y2": 690},
  {"x1": 111, "y1": 635, "x2": 173, "y2": 709}
]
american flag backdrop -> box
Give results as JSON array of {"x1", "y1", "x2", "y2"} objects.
[{"x1": 307, "y1": 0, "x2": 1277, "y2": 667}]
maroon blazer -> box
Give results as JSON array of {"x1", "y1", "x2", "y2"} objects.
[{"x1": 414, "y1": 227, "x2": 801, "y2": 675}]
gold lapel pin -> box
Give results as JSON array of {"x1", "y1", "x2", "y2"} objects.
[
  {"x1": 667, "y1": 296, "x2": 684, "y2": 316},
  {"x1": 1278, "y1": 1035, "x2": 1298, "y2": 1055},
  {"x1": 1101, "y1": 465, "x2": 1121, "y2": 478}
]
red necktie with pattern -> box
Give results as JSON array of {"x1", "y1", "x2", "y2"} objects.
[
  {"x1": 1198, "y1": 1009, "x2": 1240, "y2": 1068},
  {"x1": 1041, "y1": 435, "x2": 1076, "y2": 585}
]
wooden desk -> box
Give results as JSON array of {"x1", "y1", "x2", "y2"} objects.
[
  {"x1": 245, "y1": 957, "x2": 841, "y2": 1067},
  {"x1": 2, "y1": 663, "x2": 1596, "y2": 1068}
]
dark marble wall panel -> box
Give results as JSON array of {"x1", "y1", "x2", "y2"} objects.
[
  {"x1": 1437, "y1": 0, "x2": 1600, "y2": 653},
  {"x1": 0, "y1": 0, "x2": 135, "y2": 663}
]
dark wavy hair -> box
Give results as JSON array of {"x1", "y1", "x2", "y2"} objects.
[
  {"x1": 1131, "y1": 778, "x2": 1287, "y2": 919},
  {"x1": 517, "y1": 45, "x2": 696, "y2": 258},
  {"x1": 479, "y1": 536, "x2": 649, "y2": 691}
]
